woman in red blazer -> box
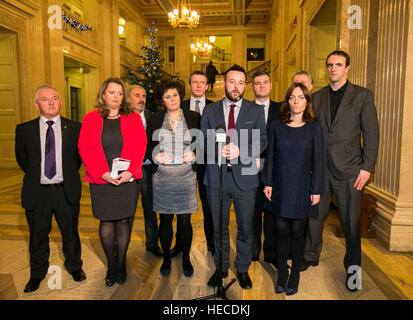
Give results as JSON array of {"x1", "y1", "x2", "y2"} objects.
[{"x1": 78, "y1": 77, "x2": 146, "y2": 287}]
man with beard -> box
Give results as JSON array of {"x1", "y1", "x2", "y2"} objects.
[{"x1": 201, "y1": 64, "x2": 267, "y2": 290}]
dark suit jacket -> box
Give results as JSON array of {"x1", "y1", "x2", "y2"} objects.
[
  {"x1": 15, "y1": 116, "x2": 82, "y2": 210},
  {"x1": 181, "y1": 98, "x2": 214, "y2": 112},
  {"x1": 312, "y1": 81, "x2": 379, "y2": 180},
  {"x1": 201, "y1": 99, "x2": 267, "y2": 191},
  {"x1": 259, "y1": 100, "x2": 281, "y2": 158},
  {"x1": 146, "y1": 108, "x2": 201, "y2": 174}
]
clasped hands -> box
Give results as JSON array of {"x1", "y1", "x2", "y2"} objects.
[
  {"x1": 154, "y1": 151, "x2": 196, "y2": 165},
  {"x1": 101, "y1": 171, "x2": 133, "y2": 186}
]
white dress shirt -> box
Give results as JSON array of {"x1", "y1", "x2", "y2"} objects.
[
  {"x1": 223, "y1": 98, "x2": 243, "y2": 131},
  {"x1": 39, "y1": 115, "x2": 63, "y2": 184},
  {"x1": 138, "y1": 111, "x2": 151, "y2": 166},
  {"x1": 255, "y1": 98, "x2": 270, "y2": 124},
  {"x1": 190, "y1": 96, "x2": 206, "y2": 115}
]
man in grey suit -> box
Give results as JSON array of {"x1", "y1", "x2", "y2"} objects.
[
  {"x1": 302, "y1": 51, "x2": 379, "y2": 292},
  {"x1": 201, "y1": 65, "x2": 267, "y2": 289}
]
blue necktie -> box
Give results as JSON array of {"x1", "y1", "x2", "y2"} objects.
[{"x1": 45, "y1": 120, "x2": 56, "y2": 179}]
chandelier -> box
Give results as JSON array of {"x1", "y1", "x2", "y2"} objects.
[
  {"x1": 191, "y1": 37, "x2": 212, "y2": 56},
  {"x1": 168, "y1": 0, "x2": 199, "y2": 29}
]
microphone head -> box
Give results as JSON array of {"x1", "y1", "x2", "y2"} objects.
[
  {"x1": 216, "y1": 123, "x2": 226, "y2": 132},
  {"x1": 216, "y1": 123, "x2": 226, "y2": 143}
]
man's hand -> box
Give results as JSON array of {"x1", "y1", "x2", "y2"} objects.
[
  {"x1": 263, "y1": 186, "x2": 272, "y2": 202},
  {"x1": 222, "y1": 143, "x2": 240, "y2": 160},
  {"x1": 353, "y1": 169, "x2": 371, "y2": 191},
  {"x1": 310, "y1": 194, "x2": 320, "y2": 205},
  {"x1": 256, "y1": 158, "x2": 265, "y2": 172}
]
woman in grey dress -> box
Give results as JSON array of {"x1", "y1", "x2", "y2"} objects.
[{"x1": 146, "y1": 80, "x2": 200, "y2": 277}]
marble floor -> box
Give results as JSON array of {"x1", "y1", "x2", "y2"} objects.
[{"x1": 0, "y1": 169, "x2": 412, "y2": 300}]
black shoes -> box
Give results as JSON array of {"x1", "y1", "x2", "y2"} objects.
[
  {"x1": 236, "y1": 272, "x2": 252, "y2": 290},
  {"x1": 160, "y1": 260, "x2": 171, "y2": 276},
  {"x1": 116, "y1": 273, "x2": 127, "y2": 284},
  {"x1": 105, "y1": 276, "x2": 116, "y2": 287},
  {"x1": 170, "y1": 244, "x2": 183, "y2": 257},
  {"x1": 70, "y1": 269, "x2": 86, "y2": 282},
  {"x1": 183, "y1": 259, "x2": 194, "y2": 277},
  {"x1": 146, "y1": 246, "x2": 163, "y2": 257},
  {"x1": 207, "y1": 270, "x2": 228, "y2": 287},
  {"x1": 24, "y1": 278, "x2": 44, "y2": 293},
  {"x1": 207, "y1": 243, "x2": 215, "y2": 256},
  {"x1": 299, "y1": 260, "x2": 319, "y2": 272}
]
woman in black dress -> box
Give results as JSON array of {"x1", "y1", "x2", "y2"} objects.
[
  {"x1": 262, "y1": 82, "x2": 324, "y2": 295},
  {"x1": 78, "y1": 78, "x2": 146, "y2": 287}
]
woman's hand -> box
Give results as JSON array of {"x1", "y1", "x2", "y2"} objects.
[
  {"x1": 115, "y1": 171, "x2": 134, "y2": 184},
  {"x1": 263, "y1": 186, "x2": 272, "y2": 202},
  {"x1": 154, "y1": 152, "x2": 171, "y2": 165},
  {"x1": 311, "y1": 194, "x2": 320, "y2": 205},
  {"x1": 101, "y1": 172, "x2": 120, "y2": 186},
  {"x1": 183, "y1": 151, "x2": 195, "y2": 163}
]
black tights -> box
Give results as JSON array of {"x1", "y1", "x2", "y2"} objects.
[
  {"x1": 275, "y1": 216, "x2": 306, "y2": 288},
  {"x1": 159, "y1": 214, "x2": 192, "y2": 269},
  {"x1": 99, "y1": 218, "x2": 131, "y2": 278}
]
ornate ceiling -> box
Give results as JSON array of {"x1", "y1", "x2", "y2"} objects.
[{"x1": 134, "y1": 0, "x2": 274, "y2": 29}]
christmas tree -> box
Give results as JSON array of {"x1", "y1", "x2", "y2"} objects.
[{"x1": 125, "y1": 21, "x2": 179, "y2": 112}]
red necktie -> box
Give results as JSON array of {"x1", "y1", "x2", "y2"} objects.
[
  {"x1": 228, "y1": 104, "x2": 235, "y2": 141},
  {"x1": 227, "y1": 104, "x2": 236, "y2": 165}
]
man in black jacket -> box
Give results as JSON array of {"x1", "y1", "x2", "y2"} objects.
[
  {"x1": 15, "y1": 85, "x2": 85, "y2": 293},
  {"x1": 251, "y1": 71, "x2": 281, "y2": 266},
  {"x1": 302, "y1": 51, "x2": 379, "y2": 292},
  {"x1": 129, "y1": 85, "x2": 162, "y2": 257},
  {"x1": 171, "y1": 71, "x2": 215, "y2": 257}
]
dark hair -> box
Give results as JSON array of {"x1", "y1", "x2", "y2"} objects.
[
  {"x1": 252, "y1": 70, "x2": 271, "y2": 83},
  {"x1": 326, "y1": 50, "x2": 351, "y2": 67},
  {"x1": 95, "y1": 77, "x2": 133, "y2": 118},
  {"x1": 155, "y1": 79, "x2": 185, "y2": 106},
  {"x1": 189, "y1": 71, "x2": 207, "y2": 83},
  {"x1": 224, "y1": 64, "x2": 246, "y2": 81},
  {"x1": 280, "y1": 82, "x2": 316, "y2": 123}
]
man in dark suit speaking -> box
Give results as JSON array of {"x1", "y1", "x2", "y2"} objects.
[
  {"x1": 15, "y1": 85, "x2": 85, "y2": 293},
  {"x1": 302, "y1": 51, "x2": 379, "y2": 292},
  {"x1": 201, "y1": 65, "x2": 267, "y2": 290}
]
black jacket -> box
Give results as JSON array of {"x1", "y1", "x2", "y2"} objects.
[{"x1": 15, "y1": 117, "x2": 82, "y2": 210}]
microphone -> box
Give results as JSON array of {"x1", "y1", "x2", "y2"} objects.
[{"x1": 215, "y1": 124, "x2": 226, "y2": 167}]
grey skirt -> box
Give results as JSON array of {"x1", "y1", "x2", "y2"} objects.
[{"x1": 153, "y1": 164, "x2": 197, "y2": 214}]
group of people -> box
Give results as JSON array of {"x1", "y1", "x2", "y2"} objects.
[{"x1": 15, "y1": 49, "x2": 379, "y2": 297}]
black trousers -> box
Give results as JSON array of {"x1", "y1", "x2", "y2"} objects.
[
  {"x1": 133, "y1": 165, "x2": 159, "y2": 249},
  {"x1": 252, "y1": 183, "x2": 277, "y2": 260},
  {"x1": 25, "y1": 185, "x2": 82, "y2": 279},
  {"x1": 305, "y1": 170, "x2": 362, "y2": 270}
]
